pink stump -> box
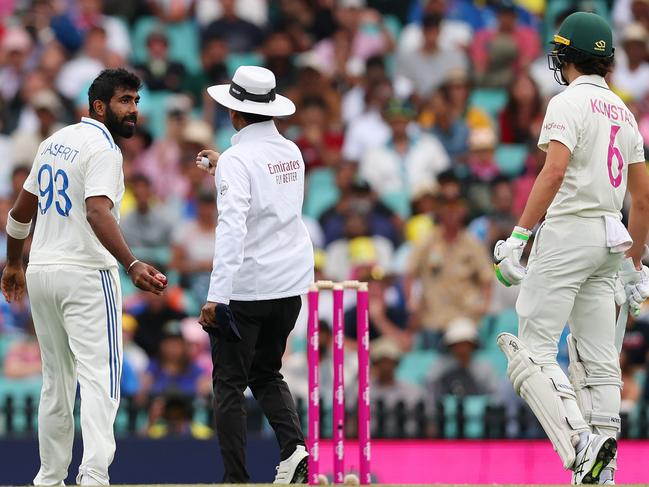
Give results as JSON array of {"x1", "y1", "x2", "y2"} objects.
[
  {"x1": 356, "y1": 286, "x2": 371, "y2": 484},
  {"x1": 332, "y1": 285, "x2": 345, "y2": 483},
  {"x1": 307, "y1": 288, "x2": 320, "y2": 485}
]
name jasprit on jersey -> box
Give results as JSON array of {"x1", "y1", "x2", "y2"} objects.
[{"x1": 40, "y1": 142, "x2": 80, "y2": 163}]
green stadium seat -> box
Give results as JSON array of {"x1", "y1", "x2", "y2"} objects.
[
  {"x1": 396, "y1": 350, "x2": 439, "y2": 386},
  {"x1": 441, "y1": 394, "x2": 489, "y2": 438},
  {"x1": 303, "y1": 168, "x2": 340, "y2": 220},
  {"x1": 380, "y1": 190, "x2": 410, "y2": 218},
  {"x1": 483, "y1": 308, "x2": 518, "y2": 350},
  {"x1": 225, "y1": 53, "x2": 264, "y2": 77},
  {"x1": 0, "y1": 376, "x2": 42, "y2": 433},
  {"x1": 542, "y1": 1, "x2": 609, "y2": 45},
  {"x1": 131, "y1": 17, "x2": 201, "y2": 73},
  {"x1": 495, "y1": 144, "x2": 528, "y2": 177},
  {"x1": 468, "y1": 88, "x2": 507, "y2": 118}
]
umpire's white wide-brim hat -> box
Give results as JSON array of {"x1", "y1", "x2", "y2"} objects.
[{"x1": 207, "y1": 66, "x2": 296, "y2": 117}]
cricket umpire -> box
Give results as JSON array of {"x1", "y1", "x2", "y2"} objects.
[{"x1": 197, "y1": 66, "x2": 314, "y2": 483}]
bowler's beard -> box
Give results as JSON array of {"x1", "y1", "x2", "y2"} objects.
[{"x1": 105, "y1": 106, "x2": 137, "y2": 138}]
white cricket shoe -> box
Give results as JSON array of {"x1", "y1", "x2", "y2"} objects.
[
  {"x1": 273, "y1": 445, "x2": 309, "y2": 484},
  {"x1": 599, "y1": 467, "x2": 615, "y2": 485},
  {"x1": 571, "y1": 434, "x2": 617, "y2": 485}
]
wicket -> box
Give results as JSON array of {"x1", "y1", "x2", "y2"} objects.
[{"x1": 307, "y1": 280, "x2": 371, "y2": 485}]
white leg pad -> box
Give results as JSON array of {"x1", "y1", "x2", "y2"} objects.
[
  {"x1": 567, "y1": 334, "x2": 622, "y2": 473},
  {"x1": 498, "y1": 333, "x2": 590, "y2": 469},
  {"x1": 567, "y1": 334, "x2": 622, "y2": 436}
]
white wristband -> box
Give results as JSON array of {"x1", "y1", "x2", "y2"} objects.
[{"x1": 6, "y1": 212, "x2": 32, "y2": 240}]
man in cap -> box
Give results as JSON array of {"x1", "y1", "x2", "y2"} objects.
[
  {"x1": 196, "y1": 66, "x2": 313, "y2": 483},
  {"x1": 493, "y1": 12, "x2": 649, "y2": 483}
]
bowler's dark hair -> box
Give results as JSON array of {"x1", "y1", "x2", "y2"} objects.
[
  {"x1": 238, "y1": 111, "x2": 273, "y2": 124},
  {"x1": 88, "y1": 68, "x2": 142, "y2": 115}
]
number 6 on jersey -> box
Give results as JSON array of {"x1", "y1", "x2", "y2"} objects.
[{"x1": 607, "y1": 124, "x2": 624, "y2": 188}]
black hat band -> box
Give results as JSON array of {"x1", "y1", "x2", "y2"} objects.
[{"x1": 229, "y1": 82, "x2": 276, "y2": 103}]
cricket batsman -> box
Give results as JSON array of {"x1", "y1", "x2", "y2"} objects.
[
  {"x1": 1, "y1": 69, "x2": 167, "y2": 485},
  {"x1": 493, "y1": 12, "x2": 649, "y2": 484}
]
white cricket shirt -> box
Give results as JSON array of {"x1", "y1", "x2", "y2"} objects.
[
  {"x1": 538, "y1": 75, "x2": 645, "y2": 219},
  {"x1": 24, "y1": 117, "x2": 124, "y2": 268},
  {"x1": 207, "y1": 121, "x2": 314, "y2": 304}
]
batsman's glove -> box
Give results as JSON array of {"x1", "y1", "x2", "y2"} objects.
[
  {"x1": 618, "y1": 257, "x2": 649, "y2": 317},
  {"x1": 493, "y1": 226, "x2": 532, "y2": 287}
]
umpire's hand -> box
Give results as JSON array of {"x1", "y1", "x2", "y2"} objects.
[{"x1": 199, "y1": 302, "x2": 242, "y2": 342}]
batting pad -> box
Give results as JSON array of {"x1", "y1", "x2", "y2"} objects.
[
  {"x1": 498, "y1": 333, "x2": 590, "y2": 469},
  {"x1": 567, "y1": 334, "x2": 622, "y2": 435}
]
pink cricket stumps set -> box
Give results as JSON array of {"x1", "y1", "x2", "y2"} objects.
[{"x1": 307, "y1": 280, "x2": 371, "y2": 485}]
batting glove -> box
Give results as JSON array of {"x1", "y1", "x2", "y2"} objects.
[
  {"x1": 493, "y1": 226, "x2": 532, "y2": 287},
  {"x1": 618, "y1": 257, "x2": 649, "y2": 317}
]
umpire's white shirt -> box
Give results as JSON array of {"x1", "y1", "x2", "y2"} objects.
[{"x1": 208, "y1": 121, "x2": 314, "y2": 304}]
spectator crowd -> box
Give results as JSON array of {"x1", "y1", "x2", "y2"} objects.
[{"x1": 1, "y1": 0, "x2": 649, "y2": 439}]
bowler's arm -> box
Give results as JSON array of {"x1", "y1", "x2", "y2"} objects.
[
  {"x1": 5, "y1": 190, "x2": 37, "y2": 267},
  {"x1": 517, "y1": 140, "x2": 570, "y2": 230}
]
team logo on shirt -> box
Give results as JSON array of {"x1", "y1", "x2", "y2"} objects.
[
  {"x1": 544, "y1": 122, "x2": 565, "y2": 132},
  {"x1": 594, "y1": 40, "x2": 606, "y2": 52},
  {"x1": 220, "y1": 180, "x2": 229, "y2": 196}
]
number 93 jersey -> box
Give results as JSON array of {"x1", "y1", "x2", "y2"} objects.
[
  {"x1": 538, "y1": 74, "x2": 646, "y2": 220},
  {"x1": 23, "y1": 117, "x2": 124, "y2": 269}
]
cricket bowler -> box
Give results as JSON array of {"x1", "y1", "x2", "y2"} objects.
[{"x1": 1, "y1": 68, "x2": 167, "y2": 485}]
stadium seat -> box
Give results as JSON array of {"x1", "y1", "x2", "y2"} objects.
[
  {"x1": 495, "y1": 144, "x2": 528, "y2": 177},
  {"x1": 131, "y1": 17, "x2": 201, "y2": 74},
  {"x1": 483, "y1": 308, "x2": 519, "y2": 350},
  {"x1": 441, "y1": 394, "x2": 489, "y2": 438},
  {"x1": 380, "y1": 190, "x2": 411, "y2": 218},
  {"x1": 303, "y1": 168, "x2": 340, "y2": 220},
  {"x1": 0, "y1": 376, "x2": 42, "y2": 433},
  {"x1": 468, "y1": 88, "x2": 508, "y2": 119},
  {"x1": 542, "y1": 1, "x2": 610, "y2": 45},
  {"x1": 225, "y1": 53, "x2": 264, "y2": 77},
  {"x1": 396, "y1": 350, "x2": 439, "y2": 386}
]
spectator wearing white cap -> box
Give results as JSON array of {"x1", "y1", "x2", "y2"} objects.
[
  {"x1": 611, "y1": 22, "x2": 649, "y2": 101},
  {"x1": 197, "y1": 66, "x2": 313, "y2": 483},
  {"x1": 425, "y1": 317, "x2": 499, "y2": 402}
]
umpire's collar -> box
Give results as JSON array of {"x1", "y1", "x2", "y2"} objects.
[
  {"x1": 231, "y1": 120, "x2": 279, "y2": 146},
  {"x1": 569, "y1": 74, "x2": 609, "y2": 90}
]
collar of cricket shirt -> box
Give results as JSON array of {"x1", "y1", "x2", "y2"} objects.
[
  {"x1": 80, "y1": 116, "x2": 116, "y2": 148},
  {"x1": 230, "y1": 120, "x2": 280, "y2": 146},
  {"x1": 569, "y1": 74, "x2": 609, "y2": 91}
]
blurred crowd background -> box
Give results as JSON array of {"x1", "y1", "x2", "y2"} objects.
[{"x1": 1, "y1": 0, "x2": 649, "y2": 441}]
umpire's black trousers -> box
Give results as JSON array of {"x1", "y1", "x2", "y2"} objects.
[{"x1": 209, "y1": 296, "x2": 305, "y2": 483}]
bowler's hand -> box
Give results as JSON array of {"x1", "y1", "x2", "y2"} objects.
[
  {"x1": 196, "y1": 149, "x2": 220, "y2": 176},
  {"x1": 1, "y1": 264, "x2": 26, "y2": 302},
  {"x1": 129, "y1": 262, "x2": 167, "y2": 295}
]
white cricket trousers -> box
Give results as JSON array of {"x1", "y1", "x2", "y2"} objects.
[
  {"x1": 516, "y1": 215, "x2": 622, "y2": 436},
  {"x1": 27, "y1": 265, "x2": 122, "y2": 486}
]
